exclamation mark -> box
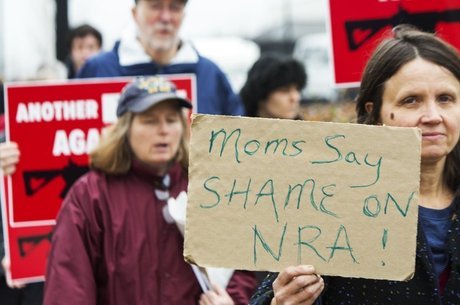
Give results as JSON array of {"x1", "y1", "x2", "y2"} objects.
[{"x1": 381, "y1": 228, "x2": 388, "y2": 267}]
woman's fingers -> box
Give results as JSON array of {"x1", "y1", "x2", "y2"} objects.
[
  {"x1": 275, "y1": 265, "x2": 316, "y2": 285},
  {"x1": 273, "y1": 265, "x2": 323, "y2": 305},
  {"x1": 296, "y1": 275, "x2": 324, "y2": 304}
]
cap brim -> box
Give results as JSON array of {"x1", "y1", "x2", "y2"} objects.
[{"x1": 128, "y1": 93, "x2": 192, "y2": 114}]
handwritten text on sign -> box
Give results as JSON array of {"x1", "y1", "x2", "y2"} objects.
[{"x1": 184, "y1": 115, "x2": 421, "y2": 281}]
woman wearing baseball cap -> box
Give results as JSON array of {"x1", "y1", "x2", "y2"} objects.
[{"x1": 41, "y1": 76, "x2": 256, "y2": 305}]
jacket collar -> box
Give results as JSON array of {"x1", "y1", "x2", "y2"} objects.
[{"x1": 130, "y1": 157, "x2": 182, "y2": 190}]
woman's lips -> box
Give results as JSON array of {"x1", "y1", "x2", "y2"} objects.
[
  {"x1": 422, "y1": 132, "x2": 444, "y2": 141},
  {"x1": 153, "y1": 143, "x2": 169, "y2": 152}
]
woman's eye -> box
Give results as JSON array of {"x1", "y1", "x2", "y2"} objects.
[
  {"x1": 141, "y1": 118, "x2": 157, "y2": 124},
  {"x1": 438, "y1": 94, "x2": 454, "y2": 104},
  {"x1": 167, "y1": 116, "x2": 179, "y2": 123},
  {"x1": 400, "y1": 97, "x2": 418, "y2": 105}
]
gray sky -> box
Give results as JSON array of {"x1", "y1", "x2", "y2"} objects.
[{"x1": 182, "y1": 0, "x2": 327, "y2": 38}]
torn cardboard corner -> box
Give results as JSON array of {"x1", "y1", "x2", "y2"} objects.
[
  {"x1": 184, "y1": 254, "x2": 196, "y2": 265},
  {"x1": 184, "y1": 114, "x2": 421, "y2": 281}
]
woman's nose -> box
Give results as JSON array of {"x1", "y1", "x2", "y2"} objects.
[
  {"x1": 420, "y1": 102, "x2": 442, "y2": 124},
  {"x1": 158, "y1": 120, "x2": 169, "y2": 133}
]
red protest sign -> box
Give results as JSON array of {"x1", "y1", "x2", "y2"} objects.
[
  {"x1": 1, "y1": 75, "x2": 196, "y2": 282},
  {"x1": 328, "y1": 0, "x2": 460, "y2": 86}
]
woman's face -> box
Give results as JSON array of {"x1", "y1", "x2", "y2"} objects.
[
  {"x1": 129, "y1": 100, "x2": 183, "y2": 173},
  {"x1": 260, "y1": 84, "x2": 301, "y2": 119},
  {"x1": 379, "y1": 58, "x2": 460, "y2": 163}
]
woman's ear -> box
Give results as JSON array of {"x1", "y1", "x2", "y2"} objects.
[{"x1": 365, "y1": 102, "x2": 374, "y2": 114}]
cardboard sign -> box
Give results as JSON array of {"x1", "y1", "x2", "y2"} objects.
[
  {"x1": 1, "y1": 74, "x2": 196, "y2": 282},
  {"x1": 328, "y1": 0, "x2": 460, "y2": 86},
  {"x1": 185, "y1": 114, "x2": 421, "y2": 281}
]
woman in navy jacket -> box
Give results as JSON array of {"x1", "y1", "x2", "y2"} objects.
[{"x1": 249, "y1": 25, "x2": 460, "y2": 305}]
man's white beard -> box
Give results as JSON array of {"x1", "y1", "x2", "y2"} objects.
[{"x1": 147, "y1": 36, "x2": 178, "y2": 53}]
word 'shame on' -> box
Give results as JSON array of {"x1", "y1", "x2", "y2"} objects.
[{"x1": 201, "y1": 174, "x2": 415, "y2": 222}]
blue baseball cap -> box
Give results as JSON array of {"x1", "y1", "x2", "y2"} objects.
[{"x1": 116, "y1": 76, "x2": 192, "y2": 117}]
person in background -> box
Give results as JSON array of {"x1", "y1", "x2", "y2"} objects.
[
  {"x1": 240, "y1": 53, "x2": 307, "y2": 120},
  {"x1": 249, "y1": 25, "x2": 460, "y2": 305},
  {"x1": 77, "y1": 0, "x2": 244, "y2": 115},
  {"x1": 65, "y1": 24, "x2": 103, "y2": 79}
]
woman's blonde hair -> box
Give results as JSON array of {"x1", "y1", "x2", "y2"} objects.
[{"x1": 90, "y1": 108, "x2": 189, "y2": 175}]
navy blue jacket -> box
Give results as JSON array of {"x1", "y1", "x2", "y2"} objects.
[{"x1": 77, "y1": 41, "x2": 244, "y2": 116}]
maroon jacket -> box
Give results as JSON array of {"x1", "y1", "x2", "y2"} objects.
[{"x1": 44, "y1": 160, "x2": 256, "y2": 305}]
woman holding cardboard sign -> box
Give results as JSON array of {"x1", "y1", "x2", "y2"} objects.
[{"x1": 249, "y1": 25, "x2": 460, "y2": 305}]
